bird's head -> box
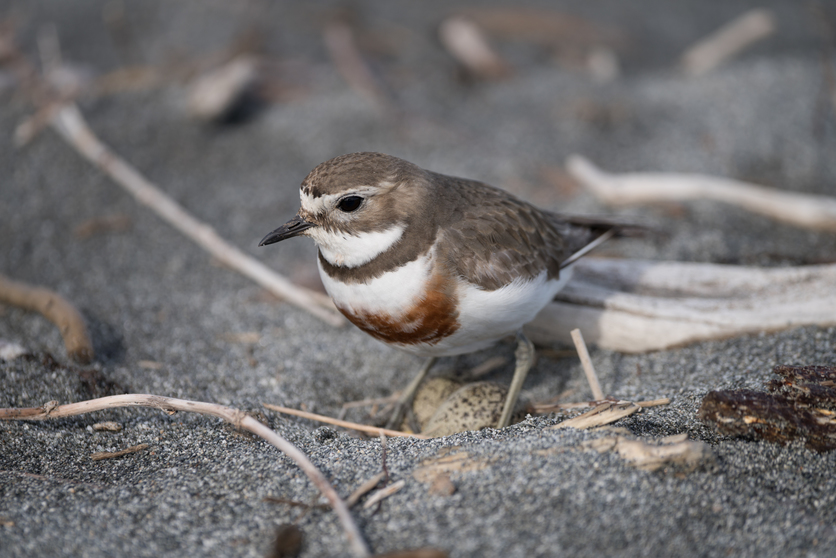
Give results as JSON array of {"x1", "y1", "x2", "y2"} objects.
[{"x1": 259, "y1": 152, "x2": 430, "y2": 268}]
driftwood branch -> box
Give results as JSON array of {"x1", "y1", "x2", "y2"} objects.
[
  {"x1": 526, "y1": 258, "x2": 836, "y2": 353},
  {"x1": 0, "y1": 274, "x2": 94, "y2": 363},
  {"x1": 567, "y1": 155, "x2": 836, "y2": 232},
  {"x1": 48, "y1": 104, "x2": 345, "y2": 327},
  {"x1": 0, "y1": 394, "x2": 370, "y2": 558},
  {"x1": 680, "y1": 8, "x2": 776, "y2": 76}
]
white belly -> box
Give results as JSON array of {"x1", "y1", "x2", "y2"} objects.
[
  {"x1": 318, "y1": 251, "x2": 573, "y2": 358},
  {"x1": 418, "y1": 267, "x2": 573, "y2": 357}
]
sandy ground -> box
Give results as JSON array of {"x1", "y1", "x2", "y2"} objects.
[{"x1": 2, "y1": 1, "x2": 836, "y2": 556}]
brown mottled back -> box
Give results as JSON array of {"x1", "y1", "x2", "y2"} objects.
[{"x1": 429, "y1": 172, "x2": 605, "y2": 290}]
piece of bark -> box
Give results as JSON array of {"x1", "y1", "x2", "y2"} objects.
[
  {"x1": 92, "y1": 421, "x2": 122, "y2": 432},
  {"x1": 699, "y1": 389, "x2": 836, "y2": 452},
  {"x1": 700, "y1": 366, "x2": 836, "y2": 452},
  {"x1": 582, "y1": 433, "x2": 711, "y2": 472},
  {"x1": 767, "y1": 365, "x2": 836, "y2": 411}
]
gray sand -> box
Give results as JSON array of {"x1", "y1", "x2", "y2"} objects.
[{"x1": 2, "y1": 1, "x2": 836, "y2": 556}]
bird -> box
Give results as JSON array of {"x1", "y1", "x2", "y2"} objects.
[{"x1": 259, "y1": 152, "x2": 621, "y2": 431}]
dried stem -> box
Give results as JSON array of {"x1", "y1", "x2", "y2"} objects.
[
  {"x1": 362, "y1": 479, "x2": 405, "y2": 509},
  {"x1": 0, "y1": 274, "x2": 94, "y2": 363},
  {"x1": 531, "y1": 397, "x2": 670, "y2": 414},
  {"x1": 0, "y1": 394, "x2": 369, "y2": 558},
  {"x1": 47, "y1": 104, "x2": 344, "y2": 327},
  {"x1": 262, "y1": 403, "x2": 430, "y2": 440},
  {"x1": 345, "y1": 472, "x2": 386, "y2": 508},
  {"x1": 570, "y1": 328, "x2": 604, "y2": 400}
]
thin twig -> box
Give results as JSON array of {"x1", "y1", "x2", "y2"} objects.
[
  {"x1": 0, "y1": 394, "x2": 369, "y2": 558},
  {"x1": 570, "y1": 328, "x2": 604, "y2": 400},
  {"x1": 636, "y1": 397, "x2": 671, "y2": 408},
  {"x1": 0, "y1": 273, "x2": 94, "y2": 363},
  {"x1": 48, "y1": 104, "x2": 344, "y2": 327},
  {"x1": 362, "y1": 479, "x2": 406, "y2": 510},
  {"x1": 379, "y1": 432, "x2": 390, "y2": 484},
  {"x1": 530, "y1": 396, "x2": 669, "y2": 414},
  {"x1": 263, "y1": 403, "x2": 430, "y2": 440},
  {"x1": 345, "y1": 472, "x2": 386, "y2": 508},
  {"x1": 567, "y1": 155, "x2": 836, "y2": 232},
  {"x1": 90, "y1": 443, "x2": 149, "y2": 461},
  {"x1": 680, "y1": 9, "x2": 776, "y2": 76},
  {"x1": 338, "y1": 393, "x2": 400, "y2": 420}
]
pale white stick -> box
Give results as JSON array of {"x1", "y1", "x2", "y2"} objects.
[
  {"x1": 362, "y1": 479, "x2": 406, "y2": 509},
  {"x1": 262, "y1": 403, "x2": 430, "y2": 439},
  {"x1": 439, "y1": 16, "x2": 510, "y2": 79},
  {"x1": 680, "y1": 8, "x2": 776, "y2": 76},
  {"x1": 570, "y1": 328, "x2": 604, "y2": 400},
  {"x1": 567, "y1": 155, "x2": 836, "y2": 232},
  {"x1": 345, "y1": 472, "x2": 386, "y2": 508},
  {"x1": 48, "y1": 104, "x2": 344, "y2": 327},
  {"x1": 0, "y1": 394, "x2": 369, "y2": 558},
  {"x1": 526, "y1": 258, "x2": 836, "y2": 353}
]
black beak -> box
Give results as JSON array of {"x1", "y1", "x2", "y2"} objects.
[{"x1": 258, "y1": 215, "x2": 316, "y2": 246}]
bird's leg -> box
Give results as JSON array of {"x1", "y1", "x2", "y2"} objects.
[
  {"x1": 386, "y1": 356, "x2": 437, "y2": 430},
  {"x1": 496, "y1": 331, "x2": 535, "y2": 429}
]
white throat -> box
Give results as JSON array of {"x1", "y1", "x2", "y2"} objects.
[{"x1": 309, "y1": 224, "x2": 405, "y2": 268}]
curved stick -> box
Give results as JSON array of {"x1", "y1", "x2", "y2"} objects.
[
  {"x1": 0, "y1": 274, "x2": 94, "y2": 363},
  {"x1": 0, "y1": 394, "x2": 370, "y2": 558}
]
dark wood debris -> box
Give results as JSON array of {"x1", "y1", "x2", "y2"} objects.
[{"x1": 699, "y1": 365, "x2": 836, "y2": 452}]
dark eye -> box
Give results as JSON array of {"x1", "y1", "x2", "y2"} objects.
[{"x1": 337, "y1": 196, "x2": 363, "y2": 212}]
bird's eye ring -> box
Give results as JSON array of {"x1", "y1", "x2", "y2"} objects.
[{"x1": 337, "y1": 196, "x2": 363, "y2": 213}]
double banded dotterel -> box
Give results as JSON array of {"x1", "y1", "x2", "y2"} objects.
[{"x1": 260, "y1": 152, "x2": 620, "y2": 430}]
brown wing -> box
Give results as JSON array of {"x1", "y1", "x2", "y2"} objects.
[{"x1": 431, "y1": 173, "x2": 611, "y2": 291}]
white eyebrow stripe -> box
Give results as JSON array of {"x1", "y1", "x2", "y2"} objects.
[
  {"x1": 299, "y1": 186, "x2": 385, "y2": 216},
  {"x1": 299, "y1": 190, "x2": 333, "y2": 216}
]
